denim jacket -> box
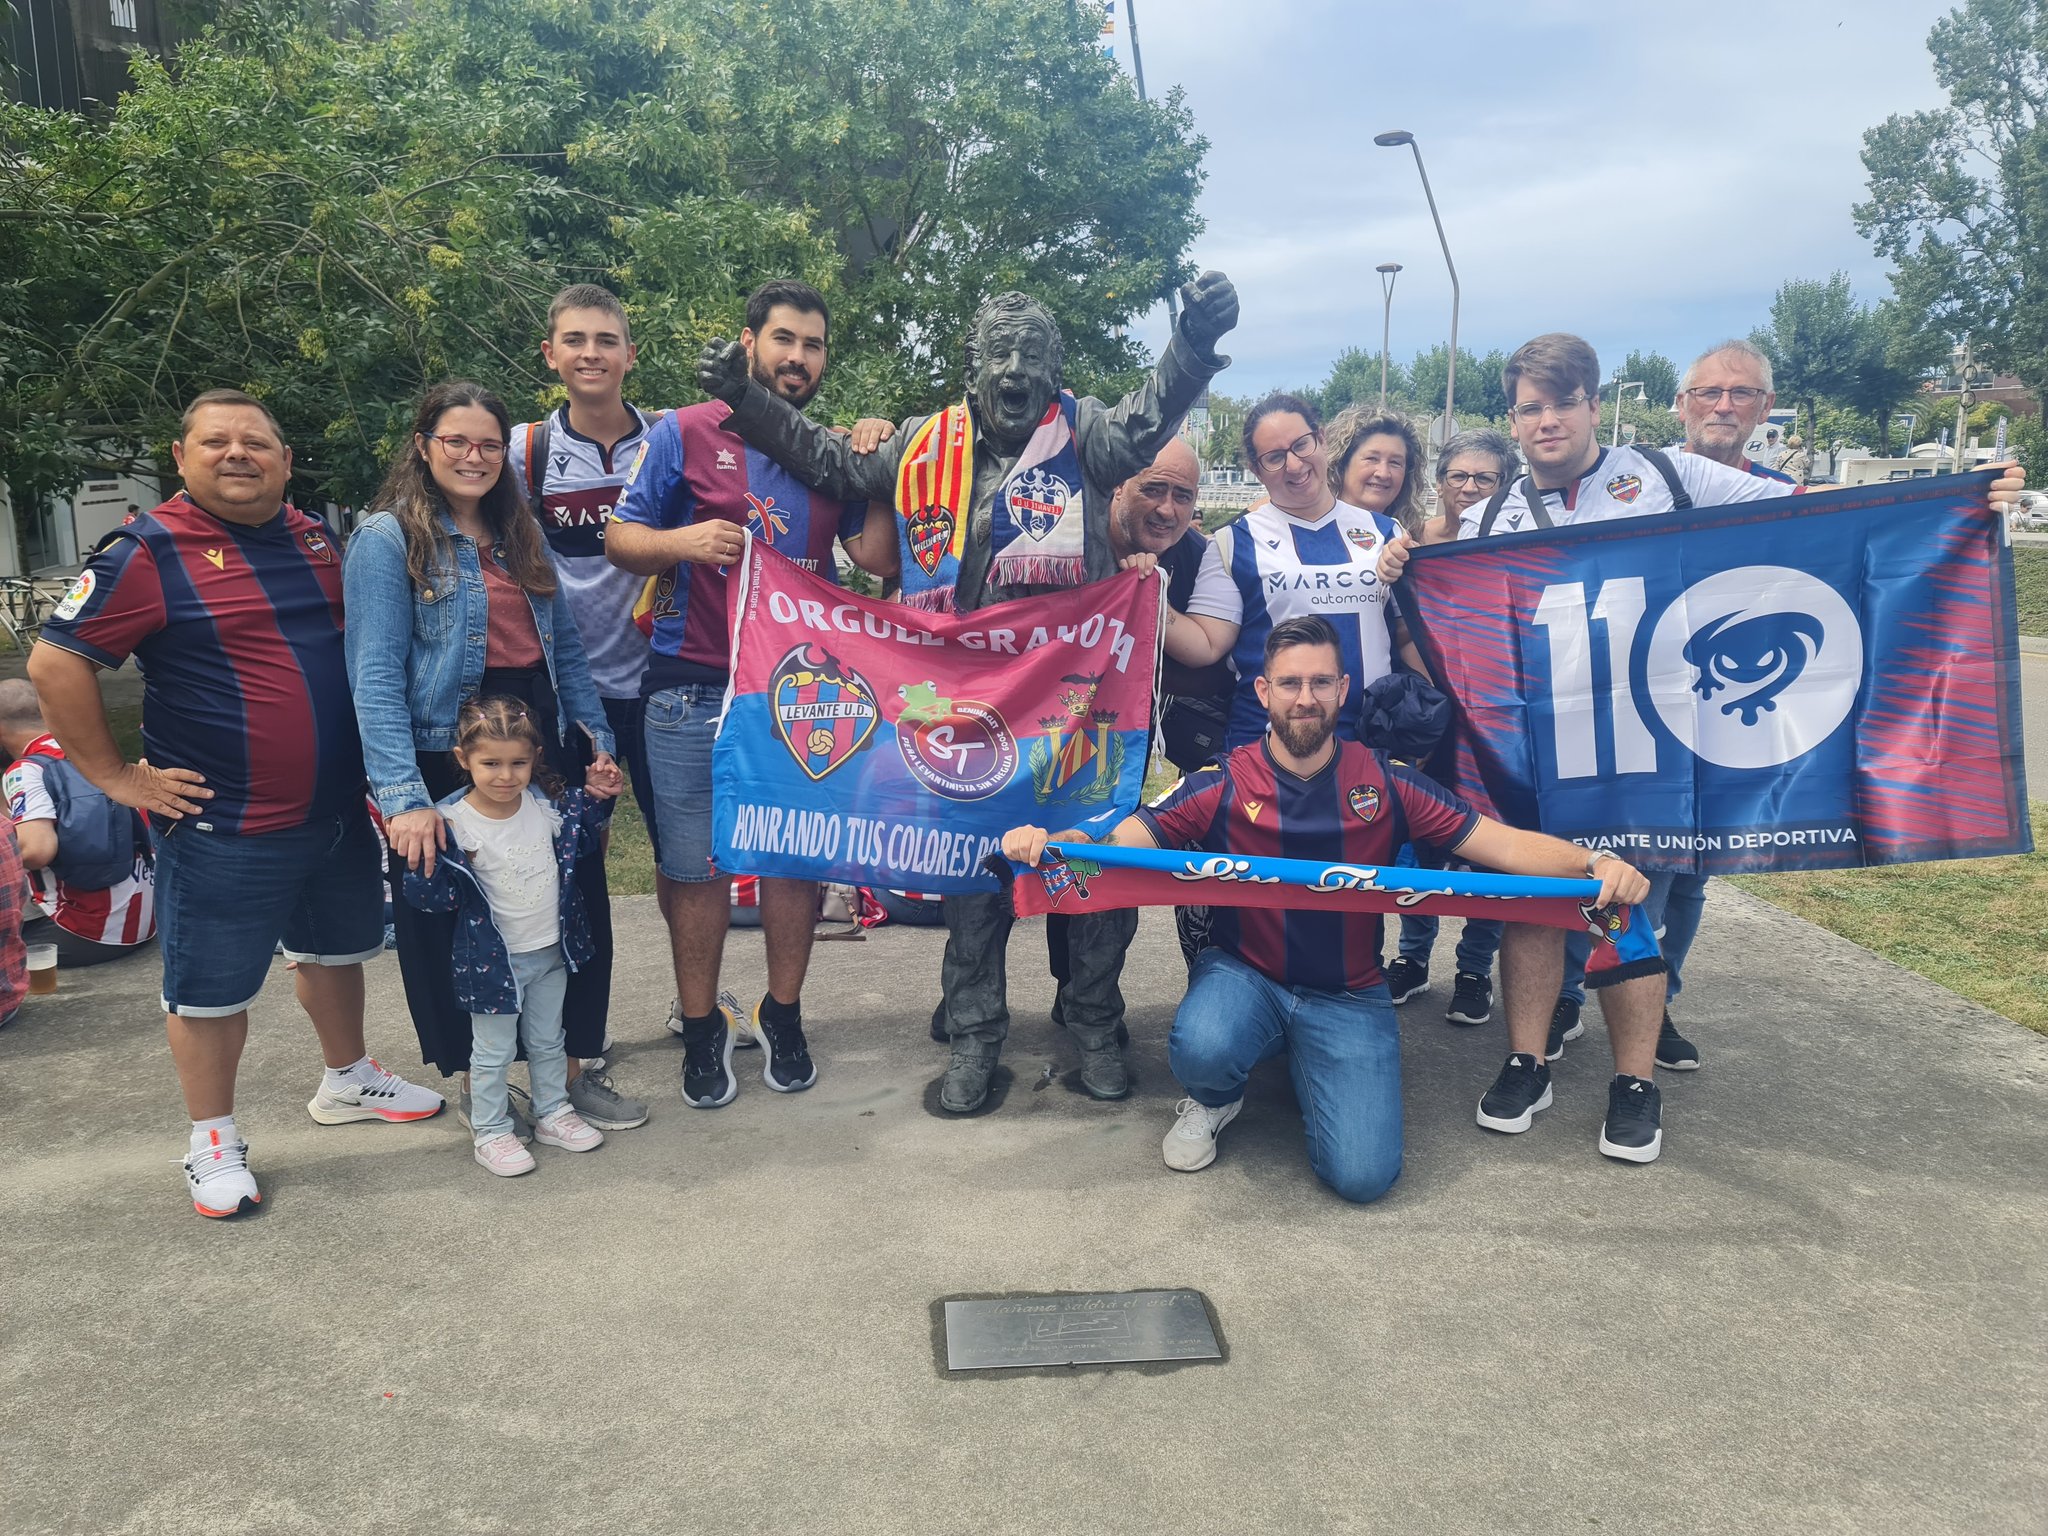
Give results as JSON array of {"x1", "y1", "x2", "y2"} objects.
[
  {"x1": 343, "y1": 506, "x2": 617, "y2": 818},
  {"x1": 402, "y1": 787, "x2": 603, "y2": 1015}
]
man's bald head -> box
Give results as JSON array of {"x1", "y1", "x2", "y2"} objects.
[
  {"x1": 1109, "y1": 438, "x2": 1202, "y2": 558},
  {"x1": 0, "y1": 678, "x2": 45, "y2": 756}
]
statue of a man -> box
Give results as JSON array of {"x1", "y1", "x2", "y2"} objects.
[{"x1": 698, "y1": 273, "x2": 1238, "y2": 1112}]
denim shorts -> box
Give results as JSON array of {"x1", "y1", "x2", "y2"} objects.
[
  {"x1": 642, "y1": 682, "x2": 725, "y2": 884},
  {"x1": 153, "y1": 804, "x2": 385, "y2": 1018}
]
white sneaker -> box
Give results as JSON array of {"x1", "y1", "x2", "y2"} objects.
[
  {"x1": 307, "y1": 1059, "x2": 446, "y2": 1125},
  {"x1": 474, "y1": 1131, "x2": 536, "y2": 1177},
  {"x1": 533, "y1": 1106, "x2": 604, "y2": 1153},
  {"x1": 185, "y1": 1129, "x2": 261, "y2": 1217},
  {"x1": 1163, "y1": 1097, "x2": 1242, "y2": 1173}
]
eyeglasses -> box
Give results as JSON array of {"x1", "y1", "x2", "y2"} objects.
[
  {"x1": 1254, "y1": 432, "x2": 1320, "y2": 474},
  {"x1": 1680, "y1": 386, "x2": 1768, "y2": 407},
  {"x1": 1509, "y1": 396, "x2": 1590, "y2": 424},
  {"x1": 426, "y1": 433, "x2": 507, "y2": 463},
  {"x1": 1440, "y1": 470, "x2": 1503, "y2": 489},
  {"x1": 1268, "y1": 675, "x2": 1342, "y2": 698}
]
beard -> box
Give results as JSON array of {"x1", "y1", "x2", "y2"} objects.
[
  {"x1": 1270, "y1": 706, "x2": 1335, "y2": 760},
  {"x1": 752, "y1": 356, "x2": 819, "y2": 409}
]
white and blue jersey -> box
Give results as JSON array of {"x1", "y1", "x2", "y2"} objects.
[{"x1": 1185, "y1": 497, "x2": 1401, "y2": 746}]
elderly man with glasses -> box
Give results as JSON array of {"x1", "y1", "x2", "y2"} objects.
[{"x1": 1673, "y1": 340, "x2": 1796, "y2": 484}]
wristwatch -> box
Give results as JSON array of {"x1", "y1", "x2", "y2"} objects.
[{"x1": 1585, "y1": 848, "x2": 1614, "y2": 879}]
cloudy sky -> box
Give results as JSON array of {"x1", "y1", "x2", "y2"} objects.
[{"x1": 1110, "y1": 0, "x2": 1958, "y2": 399}]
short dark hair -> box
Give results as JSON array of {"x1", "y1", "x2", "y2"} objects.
[
  {"x1": 1242, "y1": 392, "x2": 1321, "y2": 466},
  {"x1": 547, "y1": 284, "x2": 630, "y2": 341},
  {"x1": 1263, "y1": 614, "x2": 1343, "y2": 673},
  {"x1": 180, "y1": 389, "x2": 283, "y2": 442},
  {"x1": 1501, "y1": 333, "x2": 1600, "y2": 409},
  {"x1": 745, "y1": 280, "x2": 830, "y2": 341}
]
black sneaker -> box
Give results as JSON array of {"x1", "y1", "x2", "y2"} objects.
[
  {"x1": 1446, "y1": 970, "x2": 1492, "y2": 1026},
  {"x1": 680, "y1": 1013, "x2": 738, "y2": 1108},
  {"x1": 1655, "y1": 1011, "x2": 1700, "y2": 1071},
  {"x1": 1546, "y1": 995, "x2": 1585, "y2": 1061},
  {"x1": 1476, "y1": 1052, "x2": 1552, "y2": 1133},
  {"x1": 1599, "y1": 1074, "x2": 1663, "y2": 1163},
  {"x1": 1384, "y1": 957, "x2": 1430, "y2": 1004},
  {"x1": 748, "y1": 998, "x2": 818, "y2": 1093}
]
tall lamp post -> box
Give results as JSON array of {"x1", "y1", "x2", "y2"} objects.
[
  {"x1": 1123, "y1": 0, "x2": 1180, "y2": 325},
  {"x1": 1374, "y1": 130, "x2": 1458, "y2": 441},
  {"x1": 1376, "y1": 262, "x2": 1402, "y2": 407},
  {"x1": 1610, "y1": 378, "x2": 1647, "y2": 447}
]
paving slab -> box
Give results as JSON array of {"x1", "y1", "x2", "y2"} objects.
[{"x1": 3, "y1": 885, "x2": 2043, "y2": 1535}]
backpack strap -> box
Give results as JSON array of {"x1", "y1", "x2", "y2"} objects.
[
  {"x1": 1633, "y1": 445, "x2": 1693, "y2": 511},
  {"x1": 1475, "y1": 474, "x2": 1553, "y2": 538},
  {"x1": 524, "y1": 416, "x2": 552, "y2": 501}
]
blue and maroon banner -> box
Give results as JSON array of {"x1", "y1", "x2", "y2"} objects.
[
  {"x1": 996, "y1": 842, "x2": 1662, "y2": 987},
  {"x1": 713, "y1": 540, "x2": 1160, "y2": 893},
  {"x1": 1400, "y1": 473, "x2": 2032, "y2": 874}
]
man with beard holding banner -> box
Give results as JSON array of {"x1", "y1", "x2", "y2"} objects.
[
  {"x1": 698, "y1": 273, "x2": 1239, "y2": 1113},
  {"x1": 1000, "y1": 616, "x2": 1652, "y2": 1198}
]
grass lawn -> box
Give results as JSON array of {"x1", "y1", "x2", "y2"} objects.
[
  {"x1": 1729, "y1": 802, "x2": 2048, "y2": 1035},
  {"x1": 2017, "y1": 545, "x2": 2046, "y2": 635}
]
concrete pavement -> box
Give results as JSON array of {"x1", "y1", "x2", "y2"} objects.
[{"x1": 3, "y1": 886, "x2": 2044, "y2": 1535}]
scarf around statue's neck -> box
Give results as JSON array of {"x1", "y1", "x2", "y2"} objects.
[{"x1": 893, "y1": 391, "x2": 1087, "y2": 611}]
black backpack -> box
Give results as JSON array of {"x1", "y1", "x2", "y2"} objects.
[{"x1": 1475, "y1": 445, "x2": 1693, "y2": 538}]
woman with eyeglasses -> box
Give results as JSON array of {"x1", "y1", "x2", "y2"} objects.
[
  {"x1": 1325, "y1": 407, "x2": 1428, "y2": 535},
  {"x1": 344, "y1": 380, "x2": 627, "y2": 1126},
  {"x1": 1169, "y1": 393, "x2": 1410, "y2": 747},
  {"x1": 1379, "y1": 426, "x2": 1518, "y2": 1025}
]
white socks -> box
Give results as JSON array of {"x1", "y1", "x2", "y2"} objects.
[
  {"x1": 322, "y1": 1055, "x2": 375, "y2": 1090},
  {"x1": 190, "y1": 1113, "x2": 238, "y2": 1150}
]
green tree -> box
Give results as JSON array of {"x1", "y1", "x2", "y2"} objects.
[
  {"x1": 1839, "y1": 298, "x2": 1948, "y2": 455},
  {"x1": 1620, "y1": 348, "x2": 1678, "y2": 409},
  {"x1": 1313, "y1": 346, "x2": 1405, "y2": 416},
  {"x1": 1854, "y1": 0, "x2": 2048, "y2": 394},
  {"x1": 1752, "y1": 273, "x2": 1865, "y2": 442},
  {"x1": 0, "y1": 0, "x2": 1208, "y2": 509}
]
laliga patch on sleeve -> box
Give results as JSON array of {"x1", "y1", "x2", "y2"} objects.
[
  {"x1": 625, "y1": 441, "x2": 651, "y2": 488},
  {"x1": 53, "y1": 569, "x2": 95, "y2": 621}
]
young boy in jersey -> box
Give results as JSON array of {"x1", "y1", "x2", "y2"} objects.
[
  {"x1": 1001, "y1": 616, "x2": 1651, "y2": 1199},
  {"x1": 507, "y1": 283, "x2": 657, "y2": 1131},
  {"x1": 607, "y1": 279, "x2": 899, "y2": 1112}
]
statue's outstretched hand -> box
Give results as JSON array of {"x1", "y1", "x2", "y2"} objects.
[
  {"x1": 1178, "y1": 271, "x2": 1239, "y2": 362},
  {"x1": 697, "y1": 338, "x2": 749, "y2": 406}
]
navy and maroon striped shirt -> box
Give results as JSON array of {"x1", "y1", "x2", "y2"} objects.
[
  {"x1": 40, "y1": 493, "x2": 364, "y2": 835},
  {"x1": 1136, "y1": 736, "x2": 1478, "y2": 992}
]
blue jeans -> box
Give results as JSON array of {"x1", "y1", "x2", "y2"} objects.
[
  {"x1": 642, "y1": 682, "x2": 724, "y2": 884},
  {"x1": 1560, "y1": 871, "x2": 1707, "y2": 1008},
  {"x1": 1397, "y1": 914, "x2": 1504, "y2": 974},
  {"x1": 469, "y1": 943, "x2": 569, "y2": 1141},
  {"x1": 1168, "y1": 948, "x2": 1404, "y2": 1204}
]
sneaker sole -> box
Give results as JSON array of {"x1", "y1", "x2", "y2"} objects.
[
  {"x1": 474, "y1": 1149, "x2": 537, "y2": 1177},
  {"x1": 1655, "y1": 1054, "x2": 1702, "y2": 1072},
  {"x1": 1446, "y1": 1006, "x2": 1491, "y2": 1025},
  {"x1": 193, "y1": 1191, "x2": 261, "y2": 1218},
  {"x1": 1476, "y1": 1083, "x2": 1553, "y2": 1133},
  {"x1": 683, "y1": 1025, "x2": 740, "y2": 1109},
  {"x1": 305, "y1": 1097, "x2": 445, "y2": 1126},
  {"x1": 1598, "y1": 1126, "x2": 1663, "y2": 1163},
  {"x1": 533, "y1": 1128, "x2": 605, "y2": 1152},
  {"x1": 747, "y1": 1011, "x2": 818, "y2": 1094},
  {"x1": 1387, "y1": 981, "x2": 1430, "y2": 1004},
  {"x1": 570, "y1": 1104, "x2": 650, "y2": 1130}
]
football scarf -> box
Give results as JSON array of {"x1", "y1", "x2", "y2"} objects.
[{"x1": 895, "y1": 392, "x2": 1088, "y2": 610}]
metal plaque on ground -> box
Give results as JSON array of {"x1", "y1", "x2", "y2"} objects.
[{"x1": 942, "y1": 1291, "x2": 1221, "y2": 1371}]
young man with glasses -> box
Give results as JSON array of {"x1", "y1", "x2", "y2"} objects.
[{"x1": 1000, "y1": 615, "x2": 1649, "y2": 1201}]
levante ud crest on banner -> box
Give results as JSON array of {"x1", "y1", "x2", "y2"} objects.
[{"x1": 770, "y1": 645, "x2": 879, "y2": 781}]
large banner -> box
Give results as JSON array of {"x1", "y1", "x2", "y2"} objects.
[
  {"x1": 994, "y1": 842, "x2": 1664, "y2": 987},
  {"x1": 713, "y1": 542, "x2": 1160, "y2": 893},
  {"x1": 1401, "y1": 474, "x2": 2032, "y2": 874}
]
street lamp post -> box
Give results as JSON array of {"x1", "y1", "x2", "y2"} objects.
[
  {"x1": 1374, "y1": 130, "x2": 1458, "y2": 439},
  {"x1": 1122, "y1": 0, "x2": 1179, "y2": 325},
  {"x1": 1376, "y1": 262, "x2": 1402, "y2": 407},
  {"x1": 1610, "y1": 378, "x2": 1647, "y2": 447}
]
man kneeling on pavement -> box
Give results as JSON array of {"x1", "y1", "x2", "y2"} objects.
[{"x1": 1002, "y1": 616, "x2": 1654, "y2": 1204}]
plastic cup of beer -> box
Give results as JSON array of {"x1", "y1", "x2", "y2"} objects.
[{"x1": 26, "y1": 944, "x2": 56, "y2": 995}]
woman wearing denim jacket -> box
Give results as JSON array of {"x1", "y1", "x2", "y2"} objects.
[{"x1": 344, "y1": 380, "x2": 644, "y2": 1131}]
